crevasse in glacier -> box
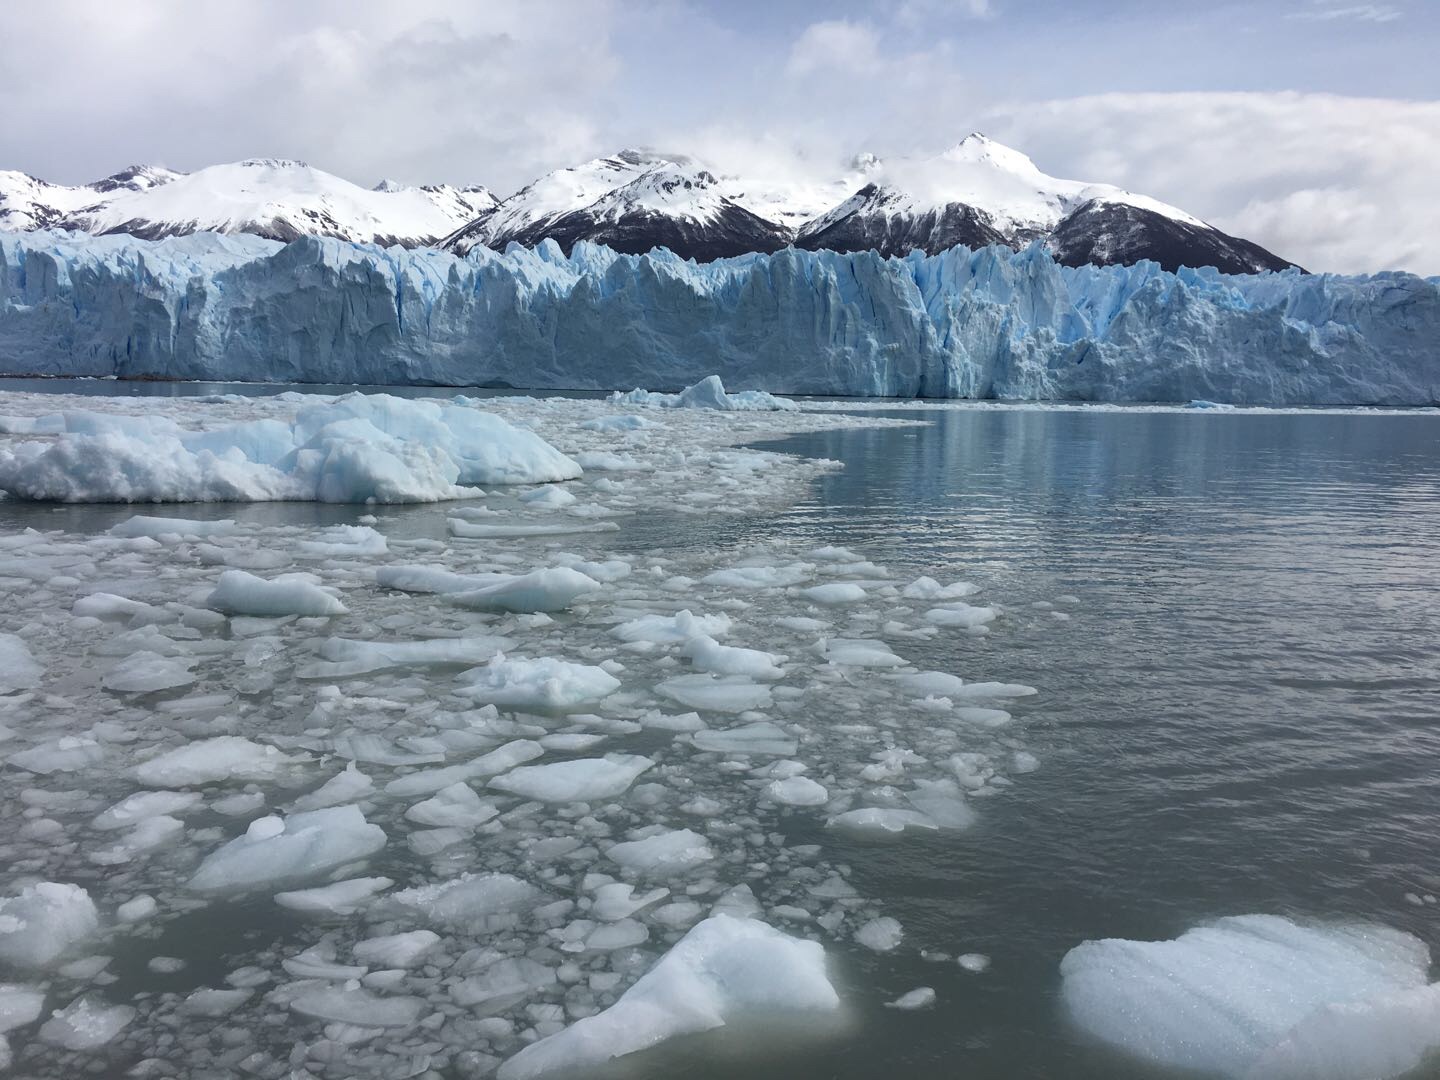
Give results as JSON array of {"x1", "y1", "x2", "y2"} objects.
[{"x1": 0, "y1": 230, "x2": 1436, "y2": 405}]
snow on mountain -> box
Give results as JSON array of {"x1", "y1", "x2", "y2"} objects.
[
  {"x1": 0, "y1": 165, "x2": 184, "y2": 231},
  {"x1": 62, "y1": 159, "x2": 494, "y2": 247},
  {"x1": 3, "y1": 230, "x2": 1431, "y2": 404},
  {"x1": 796, "y1": 134, "x2": 1294, "y2": 274},
  {"x1": 3, "y1": 138, "x2": 1296, "y2": 272},
  {"x1": 499, "y1": 160, "x2": 789, "y2": 260}
]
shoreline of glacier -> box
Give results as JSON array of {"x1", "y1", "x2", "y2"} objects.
[{"x1": 1, "y1": 230, "x2": 1437, "y2": 406}]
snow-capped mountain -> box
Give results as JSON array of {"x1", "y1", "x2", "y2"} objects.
[
  {"x1": 64, "y1": 160, "x2": 496, "y2": 247},
  {"x1": 2, "y1": 139, "x2": 1297, "y2": 272},
  {"x1": 0, "y1": 165, "x2": 183, "y2": 231},
  {"x1": 452, "y1": 158, "x2": 787, "y2": 261},
  {"x1": 795, "y1": 135, "x2": 1293, "y2": 274}
]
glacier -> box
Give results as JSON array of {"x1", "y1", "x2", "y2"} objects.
[{"x1": 0, "y1": 229, "x2": 1436, "y2": 405}]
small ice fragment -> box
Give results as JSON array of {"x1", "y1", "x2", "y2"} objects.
[
  {"x1": 885, "y1": 987, "x2": 936, "y2": 1010},
  {"x1": 855, "y1": 917, "x2": 904, "y2": 952}
]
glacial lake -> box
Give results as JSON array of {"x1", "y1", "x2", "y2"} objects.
[{"x1": 2, "y1": 379, "x2": 1439, "y2": 1079}]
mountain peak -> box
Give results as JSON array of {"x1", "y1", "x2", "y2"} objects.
[{"x1": 939, "y1": 134, "x2": 1041, "y2": 176}]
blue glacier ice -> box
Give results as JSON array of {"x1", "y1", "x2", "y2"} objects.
[{"x1": 1, "y1": 229, "x2": 1436, "y2": 405}]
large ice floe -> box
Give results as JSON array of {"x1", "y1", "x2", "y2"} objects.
[
  {"x1": 0, "y1": 392, "x2": 580, "y2": 502},
  {"x1": 0, "y1": 385, "x2": 1060, "y2": 1078},
  {"x1": 1061, "y1": 915, "x2": 1440, "y2": 1080},
  {"x1": 3, "y1": 230, "x2": 1439, "y2": 404}
]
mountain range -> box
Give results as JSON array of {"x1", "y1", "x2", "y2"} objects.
[{"x1": 0, "y1": 137, "x2": 1297, "y2": 274}]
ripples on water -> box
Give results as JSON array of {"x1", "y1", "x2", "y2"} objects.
[{"x1": 710, "y1": 409, "x2": 1440, "y2": 1080}]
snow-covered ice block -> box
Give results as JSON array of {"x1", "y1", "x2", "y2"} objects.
[
  {"x1": 380, "y1": 873, "x2": 540, "y2": 929},
  {"x1": 657, "y1": 674, "x2": 772, "y2": 713},
  {"x1": 446, "y1": 567, "x2": 602, "y2": 613},
  {"x1": 613, "y1": 610, "x2": 731, "y2": 644},
  {"x1": 1060, "y1": 914, "x2": 1440, "y2": 1080},
  {"x1": 497, "y1": 914, "x2": 836, "y2": 1079},
  {"x1": 188, "y1": 805, "x2": 386, "y2": 892},
  {"x1": 274, "y1": 876, "x2": 394, "y2": 916},
  {"x1": 0, "y1": 985, "x2": 44, "y2": 1032},
  {"x1": 0, "y1": 883, "x2": 99, "y2": 969},
  {"x1": 692, "y1": 721, "x2": 796, "y2": 756},
  {"x1": 766, "y1": 776, "x2": 829, "y2": 806},
  {"x1": 352, "y1": 930, "x2": 440, "y2": 969},
  {"x1": 489, "y1": 754, "x2": 655, "y2": 803},
  {"x1": 37, "y1": 996, "x2": 135, "y2": 1050},
  {"x1": 0, "y1": 394, "x2": 579, "y2": 503},
  {"x1": 606, "y1": 829, "x2": 714, "y2": 878},
  {"x1": 458, "y1": 655, "x2": 621, "y2": 711},
  {"x1": 100, "y1": 650, "x2": 196, "y2": 693},
  {"x1": 0, "y1": 634, "x2": 42, "y2": 694},
  {"x1": 206, "y1": 569, "x2": 347, "y2": 617},
  {"x1": 135, "y1": 736, "x2": 307, "y2": 787}
]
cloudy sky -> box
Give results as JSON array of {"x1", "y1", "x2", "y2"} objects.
[{"x1": 3, "y1": 0, "x2": 1436, "y2": 273}]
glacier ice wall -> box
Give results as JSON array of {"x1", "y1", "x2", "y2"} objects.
[{"x1": 1, "y1": 229, "x2": 1436, "y2": 405}]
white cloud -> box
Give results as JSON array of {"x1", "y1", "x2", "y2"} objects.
[
  {"x1": 786, "y1": 20, "x2": 885, "y2": 77},
  {"x1": 1287, "y1": 2, "x2": 1403, "y2": 23}
]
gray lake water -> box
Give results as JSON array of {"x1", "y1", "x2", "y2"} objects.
[
  {"x1": 3, "y1": 382, "x2": 1440, "y2": 1078},
  {"x1": 719, "y1": 408, "x2": 1440, "y2": 1080}
]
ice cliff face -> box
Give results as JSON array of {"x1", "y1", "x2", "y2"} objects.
[{"x1": 0, "y1": 230, "x2": 1435, "y2": 405}]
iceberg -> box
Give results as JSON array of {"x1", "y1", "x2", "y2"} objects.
[
  {"x1": 0, "y1": 230, "x2": 1435, "y2": 404},
  {"x1": 0, "y1": 390, "x2": 580, "y2": 503},
  {"x1": 497, "y1": 914, "x2": 840, "y2": 1079},
  {"x1": 1060, "y1": 914, "x2": 1440, "y2": 1079}
]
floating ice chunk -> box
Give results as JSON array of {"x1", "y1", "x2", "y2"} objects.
[
  {"x1": 490, "y1": 754, "x2": 655, "y2": 803},
  {"x1": 1060, "y1": 914, "x2": 1440, "y2": 1079},
  {"x1": 299, "y1": 635, "x2": 509, "y2": 678},
  {"x1": 384, "y1": 740, "x2": 543, "y2": 796},
  {"x1": 590, "y1": 884, "x2": 669, "y2": 922},
  {"x1": 952, "y1": 681, "x2": 1038, "y2": 700},
  {"x1": 274, "y1": 876, "x2": 394, "y2": 916},
  {"x1": 682, "y1": 634, "x2": 786, "y2": 679},
  {"x1": 818, "y1": 638, "x2": 903, "y2": 667},
  {"x1": 449, "y1": 518, "x2": 619, "y2": 538},
  {"x1": 886, "y1": 987, "x2": 936, "y2": 1010},
  {"x1": 0, "y1": 883, "x2": 99, "y2": 969},
  {"x1": 188, "y1": 806, "x2": 386, "y2": 893},
  {"x1": 638, "y1": 710, "x2": 707, "y2": 733},
  {"x1": 657, "y1": 674, "x2": 772, "y2": 713},
  {"x1": 923, "y1": 604, "x2": 997, "y2": 628},
  {"x1": 405, "y1": 782, "x2": 499, "y2": 828},
  {"x1": 1012, "y1": 751, "x2": 1041, "y2": 774},
  {"x1": 519, "y1": 485, "x2": 578, "y2": 508},
  {"x1": 906, "y1": 779, "x2": 977, "y2": 830},
  {"x1": 37, "y1": 996, "x2": 135, "y2": 1050},
  {"x1": 207, "y1": 569, "x2": 347, "y2": 617},
  {"x1": 612, "y1": 610, "x2": 732, "y2": 644},
  {"x1": 958, "y1": 953, "x2": 991, "y2": 973},
  {"x1": 802, "y1": 583, "x2": 867, "y2": 605},
  {"x1": 0, "y1": 396, "x2": 578, "y2": 503},
  {"x1": 115, "y1": 895, "x2": 158, "y2": 923},
  {"x1": 135, "y1": 736, "x2": 307, "y2": 787},
  {"x1": 0, "y1": 986, "x2": 44, "y2": 1032},
  {"x1": 579, "y1": 414, "x2": 661, "y2": 432},
  {"x1": 297, "y1": 524, "x2": 388, "y2": 557},
  {"x1": 453, "y1": 957, "x2": 558, "y2": 1007},
  {"x1": 766, "y1": 776, "x2": 829, "y2": 806},
  {"x1": 902, "y1": 577, "x2": 978, "y2": 600},
  {"x1": 704, "y1": 563, "x2": 813, "y2": 589},
  {"x1": 70, "y1": 592, "x2": 160, "y2": 622},
  {"x1": 180, "y1": 988, "x2": 252, "y2": 1017},
  {"x1": 498, "y1": 914, "x2": 833, "y2": 1080},
  {"x1": 896, "y1": 671, "x2": 965, "y2": 697},
  {"x1": 856, "y1": 917, "x2": 904, "y2": 952},
  {"x1": 827, "y1": 808, "x2": 939, "y2": 837},
  {"x1": 109, "y1": 515, "x2": 237, "y2": 539},
  {"x1": 353, "y1": 930, "x2": 440, "y2": 969},
  {"x1": 447, "y1": 567, "x2": 602, "y2": 613},
  {"x1": 101, "y1": 650, "x2": 196, "y2": 693},
  {"x1": 692, "y1": 721, "x2": 797, "y2": 756},
  {"x1": 8, "y1": 736, "x2": 104, "y2": 774},
  {"x1": 0, "y1": 634, "x2": 42, "y2": 693},
  {"x1": 291, "y1": 763, "x2": 374, "y2": 810},
  {"x1": 607, "y1": 829, "x2": 715, "y2": 878},
  {"x1": 615, "y1": 376, "x2": 798, "y2": 413},
  {"x1": 89, "y1": 814, "x2": 185, "y2": 865},
  {"x1": 289, "y1": 986, "x2": 424, "y2": 1028},
  {"x1": 381, "y1": 873, "x2": 540, "y2": 929},
  {"x1": 458, "y1": 655, "x2": 620, "y2": 711}
]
